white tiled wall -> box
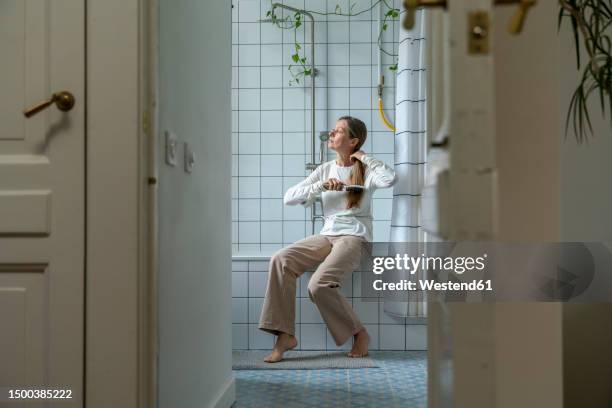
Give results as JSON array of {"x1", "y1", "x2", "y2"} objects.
[
  {"x1": 232, "y1": 259, "x2": 427, "y2": 351},
  {"x1": 232, "y1": 0, "x2": 400, "y2": 254}
]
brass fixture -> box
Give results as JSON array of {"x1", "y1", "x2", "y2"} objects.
[
  {"x1": 23, "y1": 91, "x2": 75, "y2": 118},
  {"x1": 402, "y1": 0, "x2": 446, "y2": 31},
  {"x1": 496, "y1": 0, "x2": 536, "y2": 35},
  {"x1": 468, "y1": 11, "x2": 490, "y2": 54},
  {"x1": 402, "y1": 0, "x2": 536, "y2": 35}
]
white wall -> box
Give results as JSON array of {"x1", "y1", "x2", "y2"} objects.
[{"x1": 158, "y1": 1, "x2": 234, "y2": 407}]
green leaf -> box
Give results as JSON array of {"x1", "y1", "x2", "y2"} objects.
[
  {"x1": 295, "y1": 42, "x2": 301, "y2": 50},
  {"x1": 389, "y1": 63, "x2": 398, "y2": 71},
  {"x1": 304, "y1": 69, "x2": 312, "y2": 76},
  {"x1": 292, "y1": 53, "x2": 299, "y2": 62},
  {"x1": 335, "y1": 4, "x2": 341, "y2": 14},
  {"x1": 383, "y1": 23, "x2": 388, "y2": 30}
]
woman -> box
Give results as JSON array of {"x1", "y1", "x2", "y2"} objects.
[{"x1": 258, "y1": 116, "x2": 397, "y2": 363}]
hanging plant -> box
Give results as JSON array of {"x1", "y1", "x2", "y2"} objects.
[
  {"x1": 558, "y1": 0, "x2": 612, "y2": 143},
  {"x1": 266, "y1": 0, "x2": 400, "y2": 86}
]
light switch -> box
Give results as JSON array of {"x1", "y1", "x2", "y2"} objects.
[
  {"x1": 184, "y1": 142, "x2": 195, "y2": 174},
  {"x1": 165, "y1": 131, "x2": 178, "y2": 166}
]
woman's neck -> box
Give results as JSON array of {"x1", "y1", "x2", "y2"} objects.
[{"x1": 335, "y1": 153, "x2": 352, "y2": 167}]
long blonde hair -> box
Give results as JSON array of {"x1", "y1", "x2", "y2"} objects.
[{"x1": 338, "y1": 116, "x2": 367, "y2": 209}]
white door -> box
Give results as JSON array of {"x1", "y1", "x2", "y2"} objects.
[
  {"x1": 417, "y1": 0, "x2": 565, "y2": 406},
  {"x1": 0, "y1": 0, "x2": 85, "y2": 405}
]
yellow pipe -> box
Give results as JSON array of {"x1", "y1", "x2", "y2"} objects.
[{"x1": 377, "y1": 97, "x2": 396, "y2": 132}]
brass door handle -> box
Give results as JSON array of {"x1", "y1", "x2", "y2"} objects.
[
  {"x1": 497, "y1": 0, "x2": 536, "y2": 35},
  {"x1": 23, "y1": 91, "x2": 75, "y2": 118}
]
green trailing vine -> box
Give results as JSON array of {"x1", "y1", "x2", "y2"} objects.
[
  {"x1": 558, "y1": 0, "x2": 612, "y2": 142},
  {"x1": 265, "y1": 0, "x2": 400, "y2": 86}
]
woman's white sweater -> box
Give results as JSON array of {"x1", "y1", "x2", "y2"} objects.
[{"x1": 283, "y1": 155, "x2": 397, "y2": 242}]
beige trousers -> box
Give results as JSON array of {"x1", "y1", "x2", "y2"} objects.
[{"x1": 258, "y1": 234, "x2": 367, "y2": 346}]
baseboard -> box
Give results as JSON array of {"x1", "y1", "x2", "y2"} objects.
[{"x1": 211, "y1": 375, "x2": 236, "y2": 408}]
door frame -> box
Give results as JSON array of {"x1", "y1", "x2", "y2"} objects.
[{"x1": 86, "y1": 0, "x2": 156, "y2": 406}]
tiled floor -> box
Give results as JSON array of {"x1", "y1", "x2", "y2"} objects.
[{"x1": 232, "y1": 351, "x2": 427, "y2": 407}]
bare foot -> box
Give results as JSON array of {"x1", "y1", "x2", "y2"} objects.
[
  {"x1": 348, "y1": 328, "x2": 369, "y2": 358},
  {"x1": 263, "y1": 333, "x2": 298, "y2": 363}
]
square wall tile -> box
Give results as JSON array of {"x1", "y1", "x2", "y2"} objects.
[
  {"x1": 238, "y1": 177, "x2": 260, "y2": 199},
  {"x1": 260, "y1": 198, "x2": 283, "y2": 219},
  {"x1": 238, "y1": 0, "x2": 260, "y2": 22},
  {"x1": 349, "y1": 65, "x2": 372, "y2": 87},
  {"x1": 261, "y1": 89, "x2": 282, "y2": 110},
  {"x1": 405, "y1": 325, "x2": 427, "y2": 350},
  {"x1": 364, "y1": 324, "x2": 379, "y2": 350},
  {"x1": 261, "y1": 111, "x2": 283, "y2": 132},
  {"x1": 349, "y1": 87, "x2": 372, "y2": 110},
  {"x1": 239, "y1": 111, "x2": 260, "y2": 132},
  {"x1": 238, "y1": 44, "x2": 260, "y2": 65},
  {"x1": 380, "y1": 324, "x2": 406, "y2": 350},
  {"x1": 261, "y1": 221, "x2": 283, "y2": 243},
  {"x1": 260, "y1": 181, "x2": 283, "y2": 199},
  {"x1": 248, "y1": 297, "x2": 264, "y2": 323},
  {"x1": 371, "y1": 131, "x2": 394, "y2": 153},
  {"x1": 261, "y1": 20, "x2": 282, "y2": 43},
  {"x1": 328, "y1": 21, "x2": 349, "y2": 43},
  {"x1": 238, "y1": 222, "x2": 260, "y2": 244},
  {"x1": 238, "y1": 22, "x2": 260, "y2": 44},
  {"x1": 249, "y1": 324, "x2": 274, "y2": 350},
  {"x1": 373, "y1": 221, "x2": 391, "y2": 242},
  {"x1": 261, "y1": 44, "x2": 283, "y2": 66},
  {"x1": 282, "y1": 132, "x2": 306, "y2": 155},
  {"x1": 380, "y1": 306, "x2": 406, "y2": 326},
  {"x1": 326, "y1": 66, "x2": 349, "y2": 87},
  {"x1": 261, "y1": 154, "x2": 282, "y2": 176},
  {"x1": 232, "y1": 298, "x2": 248, "y2": 323},
  {"x1": 248, "y1": 271, "x2": 268, "y2": 297},
  {"x1": 261, "y1": 66, "x2": 283, "y2": 88},
  {"x1": 300, "y1": 324, "x2": 327, "y2": 350},
  {"x1": 373, "y1": 198, "x2": 392, "y2": 220},
  {"x1": 349, "y1": 43, "x2": 371, "y2": 65},
  {"x1": 238, "y1": 132, "x2": 260, "y2": 154},
  {"x1": 232, "y1": 271, "x2": 248, "y2": 297},
  {"x1": 261, "y1": 133, "x2": 283, "y2": 154},
  {"x1": 283, "y1": 88, "x2": 305, "y2": 110},
  {"x1": 232, "y1": 324, "x2": 248, "y2": 349},
  {"x1": 349, "y1": 21, "x2": 372, "y2": 42},
  {"x1": 353, "y1": 298, "x2": 379, "y2": 324},
  {"x1": 283, "y1": 154, "x2": 306, "y2": 177},
  {"x1": 329, "y1": 88, "x2": 349, "y2": 109},
  {"x1": 328, "y1": 44, "x2": 349, "y2": 65},
  {"x1": 238, "y1": 199, "x2": 260, "y2": 221},
  {"x1": 283, "y1": 111, "x2": 306, "y2": 132}
]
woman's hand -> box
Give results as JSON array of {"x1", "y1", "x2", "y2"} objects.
[
  {"x1": 350, "y1": 150, "x2": 366, "y2": 162},
  {"x1": 323, "y1": 178, "x2": 345, "y2": 191}
]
